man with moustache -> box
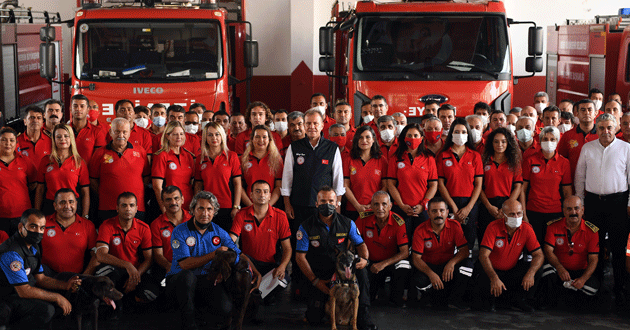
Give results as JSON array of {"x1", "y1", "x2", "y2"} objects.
[
  {"x1": 280, "y1": 111, "x2": 305, "y2": 157},
  {"x1": 43, "y1": 99, "x2": 63, "y2": 135}
]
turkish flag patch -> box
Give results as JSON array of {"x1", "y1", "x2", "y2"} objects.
[
  {"x1": 338, "y1": 238, "x2": 345, "y2": 244},
  {"x1": 322, "y1": 159, "x2": 329, "y2": 165}
]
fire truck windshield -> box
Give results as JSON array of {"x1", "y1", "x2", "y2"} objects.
[
  {"x1": 75, "y1": 20, "x2": 222, "y2": 82},
  {"x1": 355, "y1": 15, "x2": 510, "y2": 80}
]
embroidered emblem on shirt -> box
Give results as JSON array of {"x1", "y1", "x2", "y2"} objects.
[
  {"x1": 495, "y1": 239, "x2": 504, "y2": 248},
  {"x1": 425, "y1": 241, "x2": 432, "y2": 248},
  {"x1": 366, "y1": 230, "x2": 373, "y2": 238},
  {"x1": 47, "y1": 229, "x2": 56, "y2": 237},
  {"x1": 47, "y1": 165, "x2": 54, "y2": 172},
  {"x1": 104, "y1": 154, "x2": 114, "y2": 164},
  {"x1": 296, "y1": 230, "x2": 303, "y2": 240},
  {"x1": 445, "y1": 160, "x2": 453, "y2": 167},
  {"x1": 556, "y1": 237, "x2": 564, "y2": 245},
  {"x1": 113, "y1": 237, "x2": 121, "y2": 246},
  {"x1": 162, "y1": 229, "x2": 171, "y2": 238},
  {"x1": 244, "y1": 224, "x2": 253, "y2": 232},
  {"x1": 24, "y1": 268, "x2": 31, "y2": 275},
  {"x1": 569, "y1": 140, "x2": 578, "y2": 148},
  {"x1": 186, "y1": 236, "x2": 196, "y2": 247},
  {"x1": 397, "y1": 162, "x2": 405, "y2": 169},
  {"x1": 169, "y1": 163, "x2": 178, "y2": 170},
  {"x1": 10, "y1": 261, "x2": 21, "y2": 272},
  {"x1": 172, "y1": 239, "x2": 180, "y2": 249},
  {"x1": 22, "y1": 151, "x2": 29, "y2": 157},
  {"x1": 201, "y1": 163, "x2": 207, "y2": 170},
  {"x1": 212, "y1": 236, "x2": 221, "y2": 245},
  {"x1": 311, "y1": 240, "x2": 320, "y2": 247},
  {"x1": 338, "y1": 238, "x2": 345, "y2": 244},
  {"x1": 246, "y1": 162, "x2": 253, "y2": 169},
  {"x1": 350, "y1": 166, "x2": 357, "y2": 175},
  {"x1": 532, "y1": 166, "x2": 540, "y2": 174},
  {"x1": 484, "y1": 165, "x2": 491, "y2": 172},
  {"x1": 322, "y1": 159, "x2": 329, "y2": 165},
  {"x1": 297, "y1": 156, "x2": 305, "y2": 165}
]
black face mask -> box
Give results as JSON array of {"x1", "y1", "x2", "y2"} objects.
[
  {"x1": 318, "y1": 204, "x2": 336, "y2": 217},
  {"x1": 195, "y1": 219, "x2": 211, "y2": 230},
  {"x1": 22, "y1": 229, "x2": 43, "y2": 245}
]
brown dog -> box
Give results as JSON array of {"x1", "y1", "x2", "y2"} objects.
[{"x1": 325, "y1": 249, "x2": 360, "y2": 330}]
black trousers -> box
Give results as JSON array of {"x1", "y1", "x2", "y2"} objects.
[
  {"x1": 166, "y1": 270, "x2": 232, "y2": 328},
  {"x1": 3, "y1": 294, "x2": 59, "y2": 330},
  {"x1": 451, "y1": 197, "x2": 479, "y2": 251},
  {"x1": 413, "y1": 259, "x2": 474, "y2": 306},
  {"x1": 526, "y1": 210, "x2": 562, "y2": 246},
  {"x1": 95, "y1": 264, "x2": 160, "y2": 302},
  {"x1": 584, "y1": 191, "x2": 629, "y2": 293},
  {"x1": 289, "y1": 205, "x2": 317, "y2": 290},
  {"x1": 478, "y1": 196, "x2": 509, "y2": 244},
  {"x1": 540, "y1": 264, "x2": 600, "y2": 302},
  {"x1": 367, "y1": 260, "x2": 411, "y2": 304},
  {"x1": 473, "y1": 259, "x2": 538, "y2": 306}
]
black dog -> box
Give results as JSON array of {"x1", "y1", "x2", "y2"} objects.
[
  {"x1": 56, "y1": 272, "x2": 124, "y2": 330},
  {"x1": 206, "y1": 250, "x2": 254, "y2": 330}
]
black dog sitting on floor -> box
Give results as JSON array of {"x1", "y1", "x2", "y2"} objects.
[
  {"x1": 56, "y1": 272, "x2": 124, "y2": 330},
  {"x1": 206, "y1": 250, "x2": 256, "y2": 330}
]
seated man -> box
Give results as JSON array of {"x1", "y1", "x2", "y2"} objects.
[
  {"x1": 42, "y1": 188, "x2": 98, "y2": 276},
  {"x1": 296, "y1": 186, "x2": 377, "y2": 330},
  {"x1": 355, "y1": 191, "x2": 410, "y2": 306},
  {"x1": 166, "y1": 191, "x2": 260, "y2": 330},
  {"x1": 95, "y1": 192, "x2": 157, "y2": 304},
  {"x1": 412, "y1": 197, "x2": 471, "y2": 310},
  {"x1": 542, "y1": 195, "x2": 599, "y2": 307},
  {"x1": 0, "y1": 209, "x2": 78, "y2": 329},
  {"x1": 474, "y1": 199, "x2": 543, "y2": 312}
]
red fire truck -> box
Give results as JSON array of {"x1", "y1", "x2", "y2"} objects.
[
  {"x1": 546, "y1": 10, "x2": 630, "y2": 107},
  {"x1": 40, "y1": 0, "x2": 257, "y2": 125},
  {"x1": 319, "y1": 0, "x2": 542, "y2": 124}
]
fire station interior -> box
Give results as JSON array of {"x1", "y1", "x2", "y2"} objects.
[{"x1": 3, "y1": 0, "x2": 630, "y2": 329}]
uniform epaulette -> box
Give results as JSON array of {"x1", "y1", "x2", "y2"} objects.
[
  {"x1": 546, "y1": 217, "x2": 562, "y2": 226},
  {"x1": 392, "y1": 213, "x2": 405, "y2": 226},
  {"x1": 42, "y1": 129, "x2": 52, "y2": 138},
  {"x1": 359, "y1": 211, "x2": 374, "y2": 219},
  {"x1": 182, "y1": 147, "x2": 196, "y2": 157},
  {"x1": 584, "y1": 221, "x2": 599, "y2": 233}
]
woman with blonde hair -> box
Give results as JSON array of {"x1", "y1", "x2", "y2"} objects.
[
  {"x1": 240, "y1": 125, "x2": 283, "y2": 206},
  {"x1": 153, "y1": 121, "x2": 195, "y2": 212},
  {"x1": 194, "y1": 122, "x2": 242, "y2": 231},
  {"x1": 35, "y1": 123, "x2": 90, "y2": 216}
]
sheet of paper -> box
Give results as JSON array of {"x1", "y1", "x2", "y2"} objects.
[{"x1": 259, "y1": 270, "x2": 288, "y2": 298}]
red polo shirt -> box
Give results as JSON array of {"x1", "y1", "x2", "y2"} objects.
[
  {"x1": 545, "y1": 218, "x2": 599, "y2": 271},
  {"x1": 36, "y1": 156, "x2": 89, "y2": 200},
  {"x1": 380, "y1": 140, "x2": 398, "y2": 161},
  {"x1": 42, "y1": 214, "x2": 97, "y2": 273},
  {"x1": 234, "y1": 129, "x2": 283, "y2": 156},
  {"x1": 227, "y1": 135, "x2": 237, "y2": 152},
  {"x1": 70, "y1": 122, "x2": 107, "y2": 165},
  {"x1": 557, "y1": 125, "x2": 598, "y2": 178},
  {"x1": 475, "y1": 139, "x2": 486, "y2": 154},
  {"x1": 355, "y1": 211, "x2": 408, "y2": 262},
  {"x1": 194, "y1": 151, "x2": 242, "y2": 209},
  {"x1": 344, "y1": 126, "x2": 357, "y2": 151},
  {"x1": 17, "y1": 130, "x2": 52, "y2": 165},
  {"x1": 520, "y1": 138, "x2": 541, "y2": 161},
  {"x1": 89, "y1": 143, "x2": 150, "y2": 211},
  {"x1": 0, "y1": 153, "x2": 37, "y2": 218},
  {"x1": 152, "y1": 149, "x2": 196, "y2": 210},
  {"x1": 97, "y1": 217, "x2": 152, "y2": 268},
  {"x1": 343, "y1": 154, "x2": 388, "y2": 211},
  {"x1": 480, "y1": 219, "x2": 540, "y2": 271},
  {"x1": 241, "y1": 153, "x2": 283, "y2": 199},
  {"x1": 522, "y1": 151, "x2": 572, "y2": 213},
  {"x1": 482, "y1": 157, "x2": 523, "y2": 199},
  {"x1": 150, "y1": 211, "x2": 191, "y2": 263},
  {"x1": 437, "y1": 147, "x2": 483, "y2": 198},
  {"x1": 107, "y1": 123, "x2": 152, "y2": 155},
  {"x1": 412, "y1": 218, "x2": 467, "y2": 265},
  {"x1": 152, "y1": 131, "x2": 200, "y2": 157},
  {"x1": 388, "y1": 152, "x2": 437, "y2": 206},
  {"x1": 280, "y1": 135, "x2": 292, "y2": 157},
  {"x1": 230, "y1": 205, "x2": 290, "y2": 264}
]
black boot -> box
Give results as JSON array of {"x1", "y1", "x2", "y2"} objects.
[{"x1": 357, "y1": 305, "x2": 378, "y2": 330}]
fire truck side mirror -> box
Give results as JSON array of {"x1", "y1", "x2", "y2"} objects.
[
  {"x1": 319, "y1": 27, "x2": 334, "y2": 56},
  {"x1": 319, "y1": 57, "x2": 335, "y2": 73},
  {"x1": 39, "y1": 43, "x2": 56, "y2": 79},
  {"x1": 244, "y1": 40, "x2": 259, "y2": 68},
  {"x1": 40, "y1": 26, "x2": 55, "y2": 42},
  {"x1": 525, "y1": 56, "x2": 543, "y2": 73},
  {"x1": 528, "y1": 27, "x2": 543, "y2": 56}
]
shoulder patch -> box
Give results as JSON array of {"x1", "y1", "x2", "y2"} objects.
[
  {"x1": 359, "y1": 211, "x2": 374, "y2": 219},
  {"x1": 584, "y1": 221, "x2": 599, "y2": 233},
  {"x1": 392, "y1": 213, "x2": 405, "y2": 226},
  {"x1": 546, "y1": 217, "x2": 562, "y2": 226}
]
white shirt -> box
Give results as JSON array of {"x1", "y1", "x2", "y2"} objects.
[
  {"x1": 575, "y1": 138, "x2": 630, "y2": 206},
  {"x1": 280, "y1": 137, "x2": 346, "y2": 198}
]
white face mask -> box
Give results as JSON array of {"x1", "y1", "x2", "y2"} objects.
[
  {"x1": 541, "y1": 140, "x2": 557, "y2": 153},
  {"x1": 316, "y1": 105, "x2": 326, "y2": 117},
  {"x1": 505, "y1": 215, "x2": 523, "y2": 228},
  {"x1": 133, "y1": 118, "x2": 149, "y2": 129},
  {"x1": 184, "y1": 124, "x2": 198, "y2": 134},
  {"x1": 395, "y1": 125, "x2": 405, "y2": 137},
  {"x1": 507, "y1": 124, "x2": 516, "y2": 134},
  {"x1": 534, "y1": 103, "x2": 547, "y2": 114},
  {"x1": 481, "y1": 115, "x2": 489, "y2": 126},
  {"x1": 516, "y1": 128, "x2": 533, "y2": 143},
  {"x1": 470, "y1": 128, "x2": 482, "y2": 143},
  {"x1": 275, "y1": 121, "x2": 288, "y2": 132},
  {"x1": 268, "y1": 121, "x2": 275, "y2": 131},
  {"x1": 380, "y1": 129, "x2": 395, "y2": 143},
  {"x1": 152, "y1": 116, "x2": 166, "y2": 127},
  {"x1": 452, "y1": 133, "x2": 468, "y2": 146},
  {"x1": 558, "y1": 123, "x2": 572, "y2": 133},
  {"x1": 593, "y1": 100, "x2": 602, "y2": 110},
  {"x1": 363, "y1": 114, "x2": 374, "y2": 123},
  {"x1": 197, "y1": 113, "x2": 203, "y2": 123},
  {"x1": 200, "y1": 121, "x2": 210, "y2": 130}
]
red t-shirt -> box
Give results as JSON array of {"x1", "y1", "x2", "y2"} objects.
[
  {"x1": 412, "y1": 218, "x2": 467, "y2": 265},
  {"x1": 557, "y1": 125, "x2": 598, "y2": 178},
  {"x1": 387, "y1": 151, "x2": 437, "y2": 206},
  {"x1": 480, "y1": 219, "x2": 540, "y2": 271},
  {"x1": 241, "y1": 153, "x2": 283, "y2": 200},
  {"x1": 234, "y1": 129, "x2": 283, "y2": 156},
  {"x1": 482, "y1": 157, "x2": 523, "y2": 199},
  {"x1": 343, "y1": 154, "x2": 388, "y2": 211},
  {"x1": 150, "y1": 211, "x2": 191, "y2": 263},
  {"x1": 107, "y1": 124, "x2": 152, "y2": 155},
  {"x1": 42, "y1": 214, "x2": 97, "y2": 273},
  {"x1": 230, "y1": 205, "x2": 291, "y2": 263},
  {"x1": 194, "y1": 151, "x2": 242, "y2": 208},
  {"x1": 89, "y1": 143, "x2": 150, "y2": 211},
  {"x1": 70, "y1": 122, "x2": 107, "y2": 165},
  {"x1": 437, "y1": 147, "x2": 483, "y2": 198},
  {"x1": 355, "y1": 211, "x2": 408, "y2": 262},
  {"x1": 0, "y1": 153, "x2": 37, "y2": 218},
  {"x1": 545, "y1": 218, "x2": 599, "y2": 271},
  {"x1": 152, "y1": 131, "x2": 200, "y2": 156},
  {"x1": 152, "y1": 149, "x2": 195, "y2": 210},
  {"x1": 97, "y1": 217, "x2": 152, "y2": 268},
  {"x1": 36, "y1": 156, "x2": 90, "y2": 200},
  {"x1": 17, "y1": 131, "x2": 52, "y2": 165},
  {"x1": 522, "y1": 151, "x2": 572, "y2": 213}
]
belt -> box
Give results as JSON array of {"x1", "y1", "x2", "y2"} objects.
[{"x1": 585, "y1": 190, "x2": 628, "y2": 201}]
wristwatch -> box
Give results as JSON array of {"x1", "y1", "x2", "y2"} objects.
[
  {"x1": 83, "y1": 214, "x2": 89, "y2": 219},
  {"x1": 337, "y1": 201, "x2": 341, "y2": 206},
  {"x1": 233, "y1": 205, "x2": 241, "y2": 210}
]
